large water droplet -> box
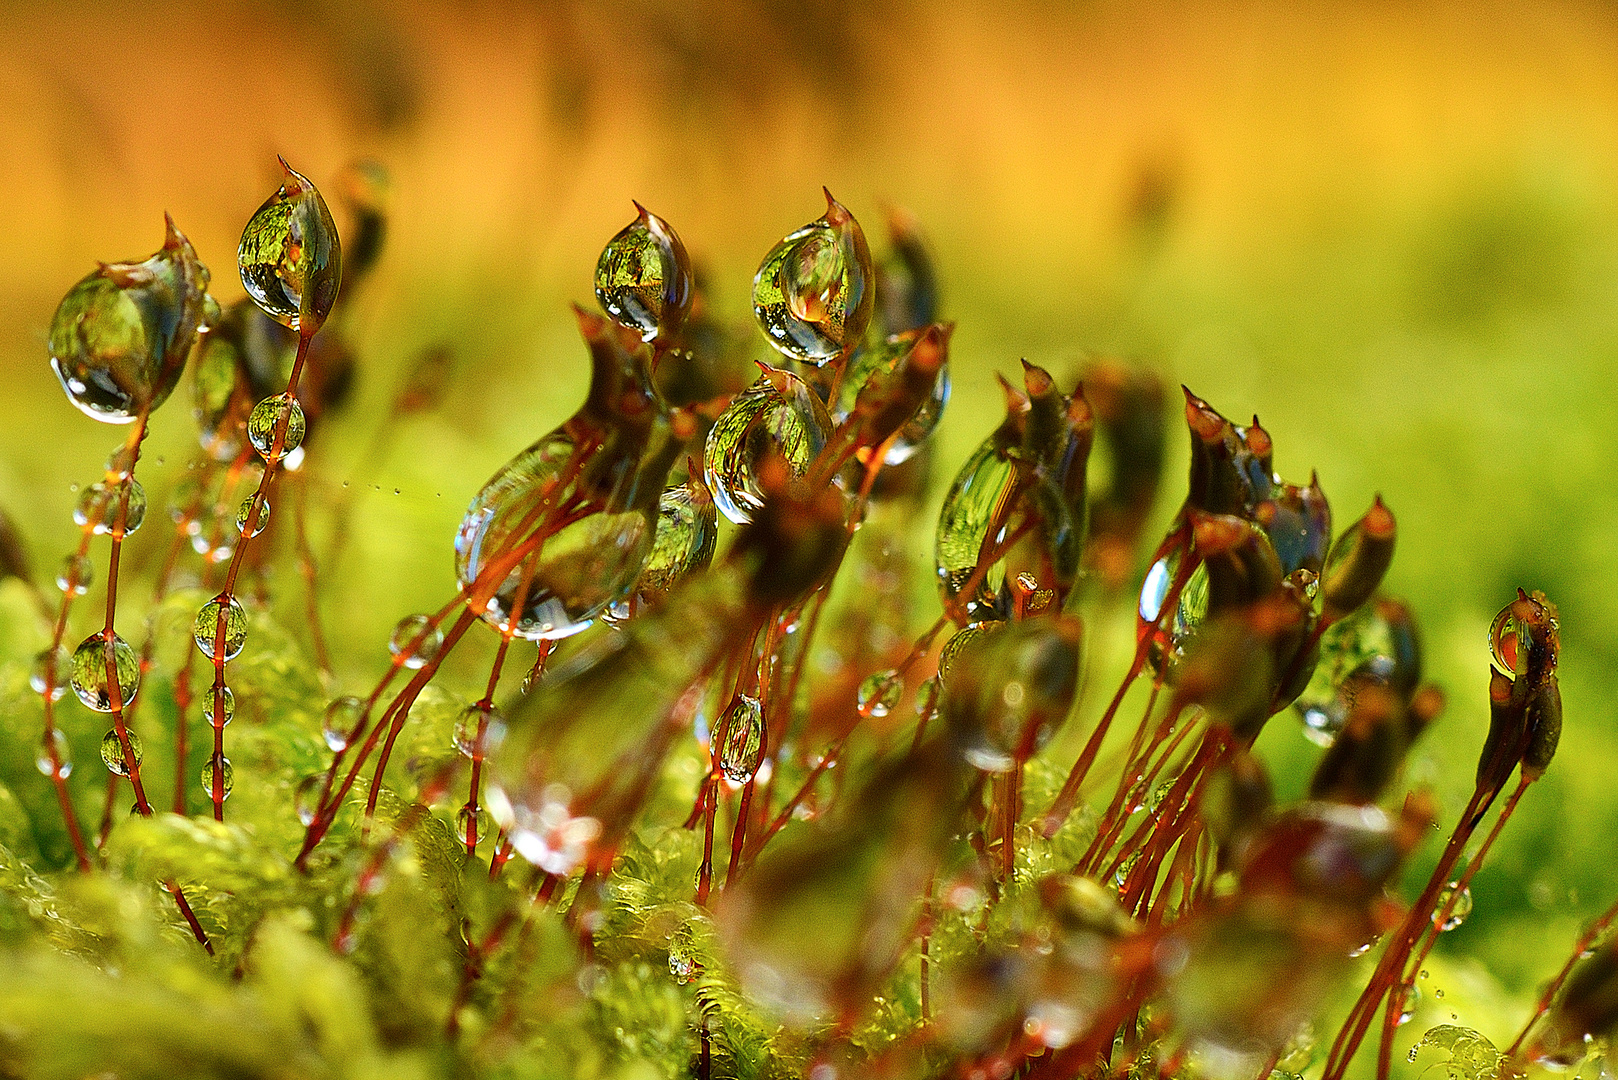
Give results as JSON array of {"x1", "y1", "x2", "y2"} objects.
[
  {"x1": 323, "y1": 696, "x2": 366, "y2": 752},
  {"x1": 389, "y1": 614, "x2": 444, "y2": 669},
  {"x1": 48, "y1": 216, "x2": 212, "y2": 423},
  {"x1": 1292, "y1": 600, "x2": 1414, "y2": 746},
  {"x1": 938, "y1": 622, "x2": 1003, "y2": 686},
  {"x1": 55, "y1": 553, "x2": 92, "y2": 596},
  {"x1": 752, "y1": 192, "x2": 873, "y2": 364},
  {"x1": 200, "y1": 758, "x2": 235, "y2": 800},
  {"x1": 935, "y1": 442, "x2": 1019, "y2": 621},
  {"x1": 717, "y1": 695, "x2": 765, "y2": 782},
  {"x1": 638, "y1": 480, "x2": 719, "y2": 597},
  {"x1": 100, "y1": 728, "x2": 143, "y2": 776},
  {"x1": 704, "y1": 369, "x2": 833, "y2": 525},
  {"x1": 246, "y1": 393, "x2": 306, "y2": 460},
  {"x1": 833, "y1": 330, "x2": 950, "y2": 465},
  {"x1": 70, "y1": 631, "x2": 140, "y2": 712},
  {"x1": 193, "y1": 594, "x2": 248, "y2": 661},
  {"x1": 238, "y1": 159, "x2": 342, "y2": 333},
  {"x1": 455, "y1": 432, "x2": 658, "y2": 641},
  {"x1": 594, "y1": 204, "x2": 692, "y2": 344}
]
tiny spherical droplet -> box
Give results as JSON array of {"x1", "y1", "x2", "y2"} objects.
[
  {"x1": 456, "y1": 804, "x2": 490, "y2": 844},
  {"x1": 453, "y1": 703, "x2": 506, "y2": 761},
  {"x1": 70, "y1": 631, "x2": 140, "y2": 712},
  {"x1": 203, "y1": 686, "x2": 235, "y2": 727},
  {"x1": 100, "y1": 728, "x2": 144, "y2": 777},
  {"x1": 193, "y1": 594, "x2": 248, "y2": 661},
  {"x1": 75, "y1": 479, "x2": 147, "y2": 535},
  {"x1": 323, "y1": 696, "x2": 366, "y2": 752},
  {"x1": 200, "y1": 758, "x2": 235, "y2": 800},
  {"x1": 30, "y1": 646, "x2": 70, "y2": 702},
  {"x1": 36, "y1": 729, "x2": 72, "y2": 779},
  {"x1": 1437, "y1": 883, "x2": 1473, "y2": 932},
  {"x1": 55, "y1": 553, "x2": 92, "y2": 596},
  {"x1": 857, "y1": 668, "x2": 903, "y2": 719},
  {"x1": 717, "y1": 695, "x2": 764, "y2": 783},
  {"x1": 389, "y1": 614, "x2": 443, "y2": 670},
  {"x1": 247, "y1": 393, "x2": 306, "y2": 460},
  {"x1": 668, "y1": 946, "x2": 698, "y2": 985},
  {"x1": 294, "y1": 774, "x2": 321, "y2": 826},
  {"x1": 235, "y1": 495, "x2": 270, "y2": 538},
  {"x1": 105, "y1": 445, "x2": 136, "y2": 480}
]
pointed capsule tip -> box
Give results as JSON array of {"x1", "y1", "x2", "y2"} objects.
[{"x1": 632, "y1": 199, "x2": 648, "y2": 218}]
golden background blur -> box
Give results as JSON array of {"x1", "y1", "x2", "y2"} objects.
[{"x1": 3, "y1": 0, "x2": 1618, "y2": 1037}]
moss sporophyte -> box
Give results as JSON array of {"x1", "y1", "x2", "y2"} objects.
[{"x1": 0, "y1": 163, "x2": 1594, "y2": 1080}]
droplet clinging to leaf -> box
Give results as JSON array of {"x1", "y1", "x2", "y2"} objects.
[
  {"x1": 594, "y1": 203, "x2": 693, "y2": 345},
  {"x1": 752, "y1": 190, "x2": 873, "y2": 364},
  {"x1": 49, "y1": 216, "x2": 212, "y2": 423},
  {"x1": 238, "y1": 158, "x2": 342, "y2": 335}
]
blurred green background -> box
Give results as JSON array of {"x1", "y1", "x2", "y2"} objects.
[{"x1": 2, "y1": 0, "x2": 1617, "y2": 1057}]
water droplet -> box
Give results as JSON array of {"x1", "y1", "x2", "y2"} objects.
[
  {"x1": 1112, "y1": 851, "x2": 1140, "y2": 891},
  {"x1": 100, "y1": 728, "x2": 143, "y2": 776},
  {"x1": 594, "y1": 204, "x2": 692, "y2": 343},
  {"x1": 69, "y1": 631, "x2": 140, "y2": 711},
  {"x1": 36, "y1": 729, "x2": 72, "y2": 779},
  {"x1": 752, "y1": 191, "x2": 873, "y2": 364},
  {"x1": 455, "y1": 431, "x2": 658, "y2": 641},
  {"x1": 200, "y1": 757, "x2": 234, "y2": 800},
  {"x1": 30, "y1": 646, "x2": 70, "y2": 702},
  {"x1": 717, "y1": 695, "x2": 765, "y2": 782},
  {"x1": 832, "y1": 330, "x2": 950, "y2": 465},
  {"x1": 704, "y1": 368, "x2": 833, "y2": 524},
  {"x1": 1293, "y1": 599, "x2": 1417, "y2": 746},
  {"x1": 1397, "y1": 985, "x2": 1421, "y2": 1025},
  {"x1": 1437, "y1": 883, "x2": 1473, "y2": 931},
  {"x1": 238, "y1": 158, "x2": 342, "y2": 334},
  {"x1": 75, "y1": 478, "x2": 147, "y2": 535},
  {"x1": 938, "y1": 622, "x2": 1002, "y2": 686},
  {"x1": 454, "y1": 703, "x2": 506, "y2": 761},
  {"x1": 456, "y1": 804, "x2": 490, "y2": 844},
  {"x1": 55, "y1": 553, "x2": 92, "y2": 596},
  {"x1": 1139, "y1": 554, "x2": 1175, "y2": 623},
  {"x1": 668, "y1": 946, "x2": 699, "y2": 984},
  {"x1": 857, "y1": 669, "x2": 903, "y2": 718},
  {"x1": 246, "y1": 393, "x2": 306, "y2": 460},
  {"x1": 638, "y1": 480, "x2": 719, "y2": 597},
  {"x1": 323, "y1": 696, "x2": 366, "y2": 753},
  {"x1": 203, "y1": 686, "x2": 235, "y2": 727},
  {"x1": 294, "y1": 774, "x2": 321, "y2": 826},
  {"x1": 1489, "y1": 602, "x2": 1525, "y2": 675},
  {"x1": 48, "y1": 216, "x2": 212, "y2": 422},
  {"x1": 388, "y1": 614, "x2": 443, "y2": 669},
  {"x1": 193, "y1": 594, "x2": 248, "y2": 661},
  {"x1": 235, "y1": 495, "x2": 270, "y2": 537},
  {"x1": 935, "y1": 442, "x2": 1019, "y2": 621}
]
